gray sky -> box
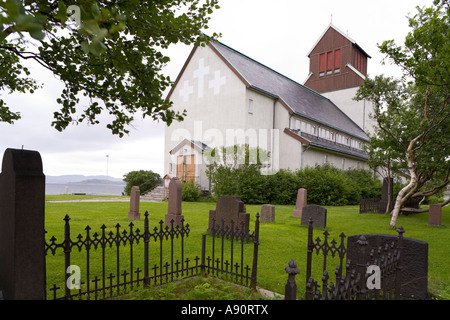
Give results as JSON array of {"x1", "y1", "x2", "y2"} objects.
[{"x1": 0, "y1": 0, "x2": 432, "y2": 178}]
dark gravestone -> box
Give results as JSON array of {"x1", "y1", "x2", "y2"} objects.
[
  {"x1": 208, "y1": 196, "x2": 250, "y2": 238},
  {"x1": 0, "y1": 148, "x2": 46, "y2": 300},
  {"x1": 300, "y1": 204, "x2": 327, "y2": 228},
  {"x1": 347, "y1": 234, "x2": 428, "y2": 300}
]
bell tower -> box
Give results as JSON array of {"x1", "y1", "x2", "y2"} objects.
[{"x1": 304, "y1": 24, "x2": 371, "y2": 93}]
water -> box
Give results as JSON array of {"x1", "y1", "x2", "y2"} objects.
[{"x1": 46, "y1": 183, "x2": 126, "y2": 196}]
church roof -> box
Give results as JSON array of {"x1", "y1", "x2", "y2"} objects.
[
  {"x1": 209, "y1": 40, "x2": 369, "y2": 142},
  {"x1": 306, "y1": 24, "x2": 371, "y2": 58}
]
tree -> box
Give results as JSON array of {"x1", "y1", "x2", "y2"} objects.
[
  {"x1": 0, "y1": 0, "x2": 220, "y2": 136},
  {"x1": 355, "y1": 0, "x2": 450, "y2": 228},
  {"x1": 123, "y1": 170, "x2": 161, "y2": 195}
]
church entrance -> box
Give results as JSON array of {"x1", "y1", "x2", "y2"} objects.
[{"x1": 177, "y1": 154, "x2": 195, "y2": 182}]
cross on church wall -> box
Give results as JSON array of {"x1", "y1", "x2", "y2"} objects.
[
  {"x1": 209, "y1": 70, "x2": 226, "y2": 95},
  {"x1": 178, "y1": 56, "x2": 228, "y2": 101},
  {"x1": 193, "y1": 58, "x2": 210, "y2": 98},
  {"x1": 179, "y1": 80, "x2": 194, "y2": 102}
]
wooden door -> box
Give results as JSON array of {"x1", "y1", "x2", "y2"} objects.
[{"x1": 176, "y1": 155, "x2": 195, "y2": 182}]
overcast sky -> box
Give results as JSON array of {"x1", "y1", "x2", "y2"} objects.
[{"x1": 0, "y1": 0, "x2": 433, "y2": 179}]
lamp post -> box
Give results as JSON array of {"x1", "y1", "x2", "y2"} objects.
[{"x1": 106, "y1": 155, "x2": 109, "y2": 178}]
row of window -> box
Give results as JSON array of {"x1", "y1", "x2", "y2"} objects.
[
  {"x1": 293, "y1": 119, "x2": 363, "y2": 150},
  {"x1": 249, "y1": 101, "x2": 364, "y2": 151},
  {"x1": 318, "y1": 49, "x2": 366, "y2": 77},
  {"x1": 319, "y1": 49, "x2": 340, "y2": 77}
]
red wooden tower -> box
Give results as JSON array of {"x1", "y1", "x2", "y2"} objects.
[{"x1": 304, "y1": 24, "x2": 371, "y2": 93}]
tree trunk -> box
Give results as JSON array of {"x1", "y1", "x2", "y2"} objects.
[{"x1": 390, "y1": 139, "x2": 419, "y2": 228}]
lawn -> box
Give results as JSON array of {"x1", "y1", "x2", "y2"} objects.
[{"x1": 44, "y1": 196, "x2": 450, "y2": 300}]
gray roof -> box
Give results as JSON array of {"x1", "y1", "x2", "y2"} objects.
[
  {"x1": 210, "y1": 40, "x2": 369, "y2": 142},
  {"x1": 288, "y1": 129, "x2": 369, "y2": 160}
]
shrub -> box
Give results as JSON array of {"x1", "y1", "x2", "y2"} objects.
[
  {"x1": 210, "y1": 163, "x2": 384, "y2": 206},
  {"x1": 211, "y1": 165, "x2": 268, "y2": 204},
  {"x1": 266, "y1": 169, "x2": 301, "y2": 205},
  {"x1": 182, "y1": 180, "x2": 202, "y2": 202}
]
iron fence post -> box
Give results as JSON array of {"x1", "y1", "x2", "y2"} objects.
[
  {"x1": 63, "y1": 215, "x2": 72, "y2": 300},
  {"x1": 201, "y1": 234, "x2": 206, "y2": 273},
  {"x1": 395, "y1": 226, "x2": 405, "y2": 300},
  {"x1": 306, "y1": 217, "x2": 314, "y2": 284},
  {"x1": 285, "y1": 259, "x2": 299, "y2": 300},
  {"x1": 144, "y1": 211, "x2": 150, "y2": 286},
  {"x1": 250, "y1": 213, "x2": 260, "y2": 289}
]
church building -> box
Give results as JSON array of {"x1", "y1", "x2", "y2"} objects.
[{"x1": 164, "y1": 24, "x2": 375, "y2": 191}]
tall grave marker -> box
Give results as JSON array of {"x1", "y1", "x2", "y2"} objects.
[
  {"x1": 293, "y1": 188, "x2": 307, "y2": 218},
  {"x1": 165, "y1": 177, "x2": 184, "y2": 227},
  {"x1": 0, "y1": 148, "x2": 45, "y2": 300},
  {"x1": 128, "y1": 186, "x2": 141, "y2": 220}
]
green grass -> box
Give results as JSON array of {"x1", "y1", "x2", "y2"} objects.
[
  {"x1": 44, "y1": 196, "x2": 450, "y2": 300},
  {"x1": 115, "y1": 275, "x2": 264, "y2": 300}
]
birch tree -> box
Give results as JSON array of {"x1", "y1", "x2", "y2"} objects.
[{"x1": 355, "y1": 0, "x2": 449, "y2": 228}]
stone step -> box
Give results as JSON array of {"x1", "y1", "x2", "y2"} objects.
[{"x1": 141, "y1": 186, "x2": 167, "y2": 201}]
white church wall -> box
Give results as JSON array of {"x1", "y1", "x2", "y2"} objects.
[
  {"x1": 322, "y1": 87, "x2": 377, "y2": 136},
  {"x1": 303, "y1": 147, "x2": 369, "y2": 171},
  {"x1": 164, "y1": 44, "x2": 248, "y2": 182}
]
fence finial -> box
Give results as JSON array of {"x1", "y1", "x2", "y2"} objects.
[{"x1": 285, "y1": 259, "x2": 300, "y2": 300}]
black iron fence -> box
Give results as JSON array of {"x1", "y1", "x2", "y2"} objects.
[
  {"x1": 360, "y1": 197, "x2": 421, "y2": 214},
  {"x1": 202, "y1": 214, "x2": 260, "y2": 288},
  {"x1": 285, "y1": 218, "x2": 404, "y2": 300},
  {"x1": 44, "y1": 211, "x2": 260, "y2": 300}
]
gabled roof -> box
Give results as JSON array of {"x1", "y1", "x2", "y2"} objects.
[
  {"x1": 169, "y1": 139, "x2": 211, "y2": 155},
  {"x1": 306, "y1": 24, "x2": 371, "y2": 58},
  {"x1": 209, "y1": 40, "x2": 369, "y2": 142}
]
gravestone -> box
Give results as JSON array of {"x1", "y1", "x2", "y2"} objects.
[
  {"x1": 260, "y1": 204, "x2": 275, "y2": 222},
  {"x1": 0, "y1": 148, "x2": 46, "y2": 300},
  {"x1": 293, "y1": 188, "x2": 307, "y2": 218},
  {"x1": 300, "y1": 204, "x2": 327, "y2": 228},
  {"x1": 208, "y1": 196, "x2": 250, "y2": 238},
  {"x1": 428, "y1": 204, "x2": 442, "y2": 226},
  {"x1": 347, "y1": 234, "x2": 429, "y2": 300},
  {"x1": 128, "y1": 186, "x2": 140, "y2": 220},
  {"x1": 164, "y1": 177, "x2": 184, "y2": 227}
]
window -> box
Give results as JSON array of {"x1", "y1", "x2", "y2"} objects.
[
  {"x1": 334, "y1": 49, "x2": 341, "y2": 74},
  {"x1": 354, "y1": 50, "x2": 365, "y2": 74},
  {"x1": 326, "y1": 51, "x2": 333, "y2": 71},
  {"x1": 248, "y1": 99, "x2": 253, "y2": 114},
  {"x1": 294, "y1": 119, "x2": 301, "y2": 130},
  {"x1": 334, "y1": 49, "x2": 341, "y2": 68},
  {"x1": 319, "y1": 53, "x2": 325, "y2": 77}
]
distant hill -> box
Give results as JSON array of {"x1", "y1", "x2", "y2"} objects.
[{"x1": 46, "y1": 175, "x2": 125, "y2": 185}]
